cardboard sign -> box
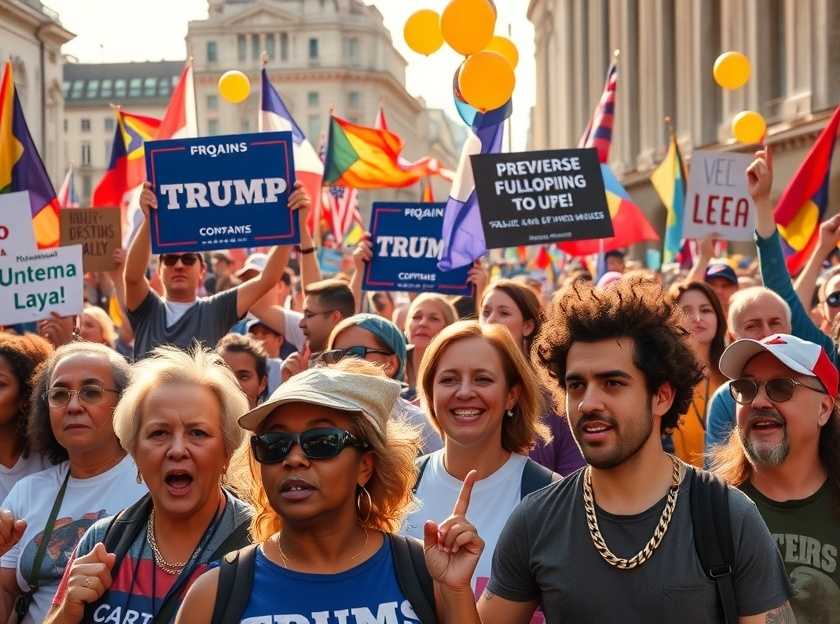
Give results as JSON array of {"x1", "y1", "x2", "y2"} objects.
[
  {"x1": 684, "y1": 150, "x2": 756, "y2": 241},
  {"x1": 363, "y1": 202, "x2": 471, "y2": 295},
  {"x1": 0, "y1": 192, "x2": 37, "y2": 257},
  {"x1": 60, "y1": 207, "x2": 122, "y2": 272},
  {"x1": 0, "y1": 245, "x2": 84, "y2": 324},
  {"x1": 144, "y1": 132, "x2": 299, "y2": 253},
  {"x1": 471, "y1": 148, "x2": 613, "y2": 248}
]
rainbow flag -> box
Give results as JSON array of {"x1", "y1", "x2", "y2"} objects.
[
  {"x1": 775, "y1": 105, "x2": 840, "y2": 275},
  {"x1": 650, "y1": 130, "x2": 688, "y2": 263},
  {"x1": 0, "y1": 60, "x2": 59, "y2": 248},
  {"x1": 323, "y1": 114, "x2": 438, "y2": 189}
]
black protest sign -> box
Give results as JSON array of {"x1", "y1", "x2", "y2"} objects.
[{"x1": 471, "y1": 148, "x2": 613, "y2": 249}]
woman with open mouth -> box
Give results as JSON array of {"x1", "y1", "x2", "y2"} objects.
[{"x1": 45, "y1": 346, "x2": 252, "y2": 624}]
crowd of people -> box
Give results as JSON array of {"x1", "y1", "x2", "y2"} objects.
[{"x1": 0, "y1": 148, "x2": 836, "y2": 623}]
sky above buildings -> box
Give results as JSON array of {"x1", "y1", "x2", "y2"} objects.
[{"x1": 45, "y1": 0, "x2": 536, "y2": 150}]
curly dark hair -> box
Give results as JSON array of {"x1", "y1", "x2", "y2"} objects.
[
  {"x1": 28, "y1": 342, "x2": 131, "y2": 464},
  {"x1": 0, "y1": 333, "x2": 53, "y2": 458},
  {"x1": 533, "y1": 276, "x2": 704, "y2": 432}
]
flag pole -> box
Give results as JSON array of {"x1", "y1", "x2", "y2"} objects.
[{"x1": 506, "y1": 22, "x2": 513, "y2": 154}]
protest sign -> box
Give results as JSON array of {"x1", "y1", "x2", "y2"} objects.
[
  {"x1": 144, "y1": 132, "x2": 299, "y2": 254},
  {"x1": 60, "y1": 207, "x2": 121, "y2": 272},
  {"x1": 0, "y1": 245, "x2": 84, "y2": 325},
  {"x1": 0, "y1": 192, "x2": 37, "y2": 257},
  {"x1": 317, "y1": 247, "x2": 344, "y2": 276},
  {"x1": 684, "y1": 150, "x2": 756, "y2": 241},
  {"x1": 471, "y1": 148, "x2": 613, "y2": 249},
  {"x1": 363, "y1": 202, "x2": 471, "y2": 295}
]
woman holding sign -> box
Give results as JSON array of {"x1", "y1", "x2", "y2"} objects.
[
  {"x1": 174, "y1": 358, "x2": 472, "y2": 623},
  {"x1": 667, "y1": 281, "x2": 728, "y2": 467}
]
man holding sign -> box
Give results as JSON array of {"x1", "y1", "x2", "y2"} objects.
[{"x1": 125, "y1": 181, "x2": 311, "y2": 360}]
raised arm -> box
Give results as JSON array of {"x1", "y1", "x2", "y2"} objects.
[
  {"x1": 686, "y1": 235, "x2": 716, "y2": 284},
  {"x1": 794, "y1": 214, "x2": 840, "y2": 309},
  {"x1": 297, "y1": 202, "x2": 321, "y2": 290},
  {"x1": 349, "y1": 233, "x2": 373, "y2": 314},
  {"x1": 124, "y1": 185, "x2": 154, "y2": 312}
]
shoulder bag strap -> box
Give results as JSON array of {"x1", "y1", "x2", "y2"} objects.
[
  {"x1": 26, "y1": 470, "x2": 70, "y2": 590},
  {"x1": 519, "y1": 458, "x2": 556, "y2": 499},
  {"x1": 389, "y1": 534, "x2": 438, "y2": 624},
  {"x1": 412, "y1": 455, "x2": 431, "y2": 495},
  {"x1": 211, "y1": 544, "x2": 259, "y2": 624}
]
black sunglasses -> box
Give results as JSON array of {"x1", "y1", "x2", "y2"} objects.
[
  {"x1": 251, "y1": 427, "x2": 369, "y2": 464},
  {"x1": 729, "y1": 377, "x2": 825, "y2": 404},
  {"x1": 317, "y1": 346, "x2": 394, "y2": 365},
  {"x1": 161, "y1": 253, "x2": 201, "y2": 267},
  {"x1": 825, "y1": 291, "x2": 840, "y2": 308}
]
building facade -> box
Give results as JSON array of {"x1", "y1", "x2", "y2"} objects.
[
  {"x1": 528, "y1": 0, "x2": 840, "y2": 255},
  {"x1": 0, "y1": 0, "x2": 73, "y2": 184}
]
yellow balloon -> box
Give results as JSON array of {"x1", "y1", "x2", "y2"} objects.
[
  {"x1": 441, "y1": 0, "x2": 496, "y2": 56},
  {"x1": 731, "y1": 110, "x2": 766, "y2": 144},
  {"x1": 458, "y1": 51, "x2": 515, "y2": 112},
  {"x1": 713, "y1": 51, "x2": 751, "y2": 90},
  {"x1": 484, "y1": 35, "x2": 519, "y2": 69},
  {"x1": 218, "y1": 70, "x2": 250, "y2": 104},
  {"x1": 404, "y1": 9, "x2": 444, "y2": 56}
]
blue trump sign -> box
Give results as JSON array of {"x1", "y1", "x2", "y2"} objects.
[
  {"x1": 144, "y1": 132, "x2": 299, "y2": 253},
  {"x1": 363, "y1": 202, "x2": 471, "y2": 295}
]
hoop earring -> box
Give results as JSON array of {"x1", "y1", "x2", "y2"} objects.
[
  {"x1": 505, "y1": 408, "x2": 514, "y2": 418},
  {"x1": 356, "y1": 485, "x2": 373, "y2": 525}
]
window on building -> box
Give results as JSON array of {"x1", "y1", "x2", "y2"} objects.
[
  {"x1": 252, "y1": 34, "x2": 261, "y2": 60},
  {"x1": 100, "y1": 79, "x2": 113, "y2": 98},
  {"x1": 307, "y1": 114, "x2": 321, "y2": 143},
  {"x1": 344, "y1": 37, "x2": 360, "y2": 64},
  {"x1": 307, "y1": 91, "x2": 319, "y2": 107},
  {"x1": 62, "y1": 81, "x2": 70, "y2": 97},
  {"x1": 82, "y1": 175, "x2": 92, "y2": 201},
  {"x1": 158, "y1": 78, "x2": 170, "y2": 96},
  {"x1": 70, "y1": 80, "x2": 84, "y2": 98},
  {"x1": 266, "y1": 33, "x2": 276, "y2": 60},
  {"x1": 129, "y1": 78, "x2": 142, "y2": 97},
  {"x1": 81, "y1": 142, "x2": 92, "y2": 166},
  {"x1": 280, "y1": 33, "x2": 289, "y2": 61},
  {"x1": 104, "y1": 117, "x2": 115, "y2": 132},
  {"x1": 114, "y1": 79, "x2": 127, "y2": 98},
  {"x1": 348, "y1": 91, "x2": 361, "y2": 109},
  {"x1": 143, "y1": 78, "x2": 157, "y2": 97},
  {"x1": 767, "y1": 0, "x2": 786, "y2": 102},
  {"x1": 237, "y1": 34, "x2": 247, "y2": 62},
  {"x1": 85, "y1": 80, "x2": 99, "y2": 98},
  {"x1": 81, "y1": 118, "x2": 91, "y2": 132},
  {"x1": 207, "y1": 94, "x2": 218, "y2": 111},
  {"x1": 208, "y1": 119, "x2": 219, "y2": 135},
  {"x1": 207, "y1": 40, "x2": 218, "y2": 63},
  {"x1": 308, "y1": 38, "x2": 319, "y2": 62}
]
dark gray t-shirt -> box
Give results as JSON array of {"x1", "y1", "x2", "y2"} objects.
[
  {"x1": 128, "y1": 289, "x2": 240, "y2": 360},
  {"x1": 488, "y1": 468, "x2": 791, "y2": 623}
]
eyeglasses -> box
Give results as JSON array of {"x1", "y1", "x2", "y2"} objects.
[
  {"x1": 250, "y1": 427, "x2": 369, "y2": 464},
  {"x1": 161, "y1": 253, "x2": 201, "y2": 267},
  {"x1": 302, "y1": 309, "x2": 337, "y2": 321},
  {"x1": 46, "y1": 385, "x2": 121, "y2": 408},
  {"x1": 317, "y1": 346, "x2": 394, "y2": 365},
  {"x1": 825, "y1": 291, "x2": 840, "y2": 308},
  {"x1": 729, "y1": 377, "x2": 825, "y2": 404}
]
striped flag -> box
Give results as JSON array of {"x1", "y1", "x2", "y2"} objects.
[
  {"x1": 57, "y1": 166, "x2": 80, "y2": 208},
  {"x1": 650, "y1": 128, "x2": 688, "y2": 263},
  {"x1": 579, "y1": 61, "x2": 617, "y2": 163}
]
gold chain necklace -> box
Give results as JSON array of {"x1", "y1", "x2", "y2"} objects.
[
  {"x1": 273, "y1": 528, "x2": 370, "y2": 569},
  {"x1": 146, "y1": 509, "x2": 188, "y2": 575},
  {"x1": 583, "y1": 454, "x2": 682, "y2": 570}
]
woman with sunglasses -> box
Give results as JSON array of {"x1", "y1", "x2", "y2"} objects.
[
  {"x1": 46, "y1": 346, "x2": 252, "y2": 624},
  {"x1": 479, "y1": 280, "x2": 584, "y2": 476},
  {"x1": 404, "y1": 321, "x2": 553, "y2": 610},
  {"x1": 667, "y1": 281, "x2": 728, "y2": 467},
  {"x1": 323, "y1": 313, "x2": 442, "y2": 453},
  {"x1": 0, "y1": 343, "x2": 146, "y2": 624},
  {"x1": 175, "y1": 358, "x2": 478, "y2": 623}
]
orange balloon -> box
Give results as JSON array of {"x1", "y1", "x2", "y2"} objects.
[
  {"x1": 458, "y1": 51, "x2": 515, "y2": 111},
  {"x1": 713, "y1": 51, "x2": 751, "y2": 90},
  {"x1": 404, "y1": 9, "x2": 444, "y2": 56},
  {"x1": 484, "y1": 35, "x2": 518, "y2": 69},
  {"x1": 731, "y1": 110, "x2": 766, "y2": 144},
  {"x1": 441, "y1": 0, "x2": 496, "y2": 56}
]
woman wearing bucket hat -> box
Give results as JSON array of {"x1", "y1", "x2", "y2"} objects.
[
  {"x1": 321, "y1": 314, "x2": 442, "y2": 453},
  {"x1": 175, "y1": 359, "x2": 484, "y2": 623}
]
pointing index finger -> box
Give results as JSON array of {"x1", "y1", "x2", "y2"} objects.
[{"x1": 452, "y1": 469, "x2": 478, "y2": 517}]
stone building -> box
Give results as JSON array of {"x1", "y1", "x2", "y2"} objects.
[{"x1": 528, "y1": 0, "x2": 840, "y2": 255}]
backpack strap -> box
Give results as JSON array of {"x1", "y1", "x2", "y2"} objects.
[
  {"x1": 412, "y1": 455, "x2": 432, "y2": 495},
  {"x1": 520, "y1": 458, "x2": 556, "y2": 498},
  {"x1": 689, "y1": 468, "x2": 738, "y2": 624},
  {"x1": 388, "y1": 534, "x2": 438, "y2": 624},
  {"x1": 211, "y1": 544, "x2": 259, "y2": 624},
  {"x1": 207, "y1": 519, "x2": 252, "y2": 562}
]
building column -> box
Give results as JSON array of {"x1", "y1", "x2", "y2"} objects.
[{"x1": 608, "y1": 0, "x2": 639, "y2": 174}]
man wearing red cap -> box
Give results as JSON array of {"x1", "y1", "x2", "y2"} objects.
[{"x1": 713, "y1": 333, "x2": 840, "y2": 622}]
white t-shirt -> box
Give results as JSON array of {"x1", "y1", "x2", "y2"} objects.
[
  {"x1": 0, "y1": 453, "x2": 48, "y2": 505},
  {"x1": 283, "y1": 309, "x2": 305, "y2": 350},
  {"x1": 403, "y1": 451, "x2": 527, "y2": 596},
  {"x1": 163, "y1": 299, "x2": 197, "y2": 327},
  {"x1": 0, "y1": 455, "x2": 147, "y2": 624}
]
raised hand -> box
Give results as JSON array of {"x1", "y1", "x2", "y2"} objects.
[
  {"x1": 423, "y1": 470, "x2": 484, "y2": 590},
  {"x1": 746, "y1": 146, "x2": 773, "y2": 203},
  {"x1": 467, "y1": 262, "x2": 489, "y2": 294},
  {"x1": 0, "y1": 509, "x2": 25, "y2": 557},
  {"x1": 817, "y1": 214, "x2": 840, "y2": 252},
  {"x1": 281, "y1": 341, "x2": 311, "y2": 382},
  {"x1": 352, "y1": 233, "x2": 373, "y2": 273},
  {"x1": 58, "y1": 542, "x2": 116, "y2": 621},
  {"x1": 139, "y1": 182, "x2": 157, "y2": 221}
]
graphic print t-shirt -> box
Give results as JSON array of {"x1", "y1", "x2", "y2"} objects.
[
  {"x1": 741, "y1": 481, "x2": 840, "y2": 623},
  {"x1": 0, "y1": 456, "x2": 147, "y2": 624},
  {"x1": 240, "y1": 538, "x2": 418, "y2": 624}
]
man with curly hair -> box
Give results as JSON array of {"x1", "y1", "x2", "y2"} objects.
[{"x1": 465, "y1": 277, "x2": 796, "y2": 623}]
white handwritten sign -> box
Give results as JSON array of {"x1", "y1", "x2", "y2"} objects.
[{"x1": 0, "y1": 192, "x2": 37, "y2": 257}]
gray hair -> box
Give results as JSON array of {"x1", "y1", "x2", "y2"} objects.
[
  {"x1": 727, "y1": 286, "x2": 791, "y2": 333},
  {"x1": 113, "y1": 345, "x2": 247, "y2": 458}
]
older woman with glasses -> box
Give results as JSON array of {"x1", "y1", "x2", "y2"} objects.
[
  {"x1": 0, "y1": 343, "x2": 145, "y2": 624},
  {"x1": 45, "y1": 346, "x2": 253, "y2": 624}
]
